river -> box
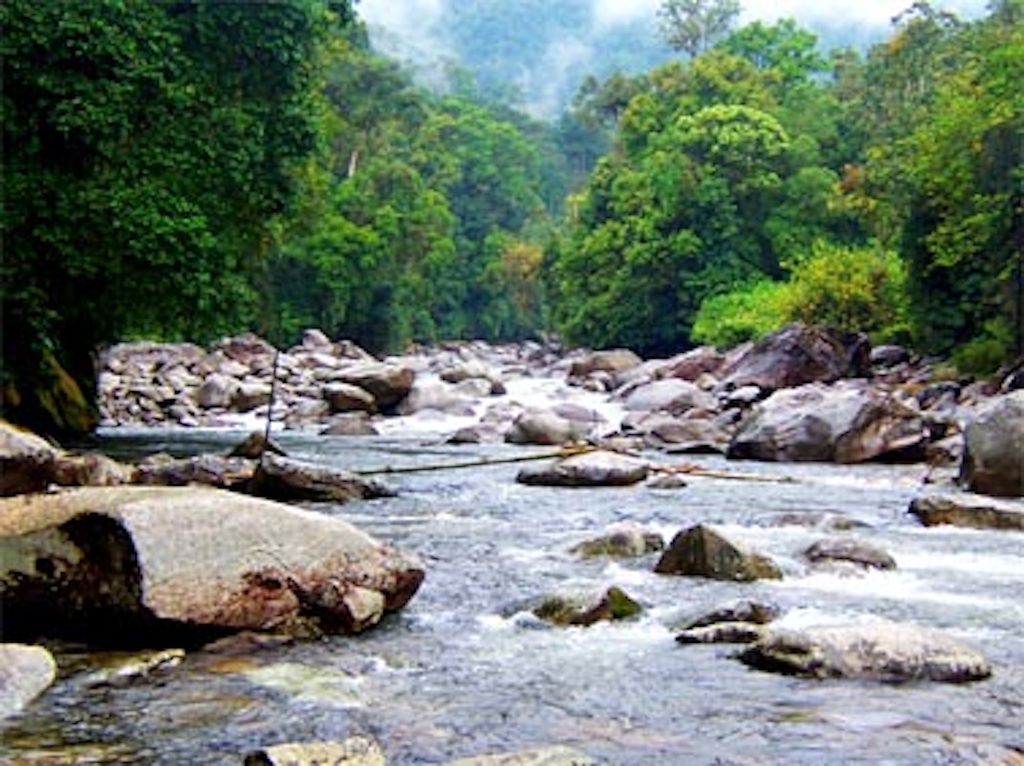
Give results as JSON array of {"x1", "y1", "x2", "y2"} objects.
[{"x1": 2, "y1": 415, "x2": 1023, "y2": 764}]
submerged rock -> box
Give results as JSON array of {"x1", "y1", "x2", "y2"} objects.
[
  {"x1": 802, "y1": 538, "x2": 897, "y2": 572},
  {"x1": 0, "y1": 486, "x2": 425, "y2": 644},
  {"x1": 0, "y1": 643, "x2": 57, "y2": 720},
  {"x1": 738, "y1": 620, "x2": 992, "y2": 683},
  {"x1": 910, "y1": 492, "x2": 1024, "y2": 531},
  {"x1": 516, "y1": 450, "x2": 649, "y2": 487},
  {"x1": 673, "y1": 599, "x2": 780, "y2": 632},
  {"x1": 675, "y1": 622, "x2": 768, "y2": 645},
  {"x1": 531, "y1": 586, "x2": 643, "y2": 627},
  {"x1": 654, "y1": 525, "x2": 782, "y2": 582},
  {"x1": 569, "y1": 522, "x2": 665, "y2": 558}
]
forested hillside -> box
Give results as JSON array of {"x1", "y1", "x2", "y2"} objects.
[{"x1": 2, "y1": 0, "x2": 1021, "y2": 435}]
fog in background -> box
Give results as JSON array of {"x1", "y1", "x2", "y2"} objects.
[{"x1": 356, "y1": 0, "x2": 989, "y2": 118}]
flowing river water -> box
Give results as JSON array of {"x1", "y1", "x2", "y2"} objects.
[{"x1": 2, "y1": 381, "x2": 1023, "y2": 765}]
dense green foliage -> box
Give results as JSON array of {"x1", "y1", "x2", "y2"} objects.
[{"x1": 2, "y1": 1, "x2": 1020, "y2": 433}]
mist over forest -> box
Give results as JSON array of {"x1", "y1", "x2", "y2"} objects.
[{"x1": 358, "y1": 0, "x2": 989, "y2": 118}]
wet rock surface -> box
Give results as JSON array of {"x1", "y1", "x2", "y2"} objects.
[{"x1": 654, "y1": 524, "x2": 782, "y2": 581}]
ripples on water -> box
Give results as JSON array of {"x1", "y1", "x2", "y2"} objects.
[{"x1": 3, "y1": 426, "x2": 1023, "y2": 765}]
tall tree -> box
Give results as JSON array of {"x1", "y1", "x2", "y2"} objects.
[{"x1": 658, "y1": 0, "x2": 742, "y2": 58}]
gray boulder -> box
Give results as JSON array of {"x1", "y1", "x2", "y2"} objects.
[
  {"x1": 727, "y1": 383, "x2": 928, "y2": 463},
  {"x1": 910, "y1": 492, "x2": 1024, "y2": 531},
  {"x1": 673, "y1": 599, "x2": 780, "y2": 631},
  {"x1": 0, "y1": 644, "x2": 57, "y2": 720},
  {"x1": 654, "y1": 524, "x2": 782, "y2": 581},
  {"x1": 675, "y1": 622, "x2": 768, "y2": 645},
  {"x1": 739, "y1": 620, "x2": 991, "y2": 683},
  {"x1": 960, "y1": 391, "x2": 1024, "y2": 497},
  {"x1": 568, "y1": 349, "x2": 643, "y2": 381},
  {"x1": 0, "y1": 420, "x2": 60, "y2": 496},
  {"x1": 134, "y1": 454, "x2": 255, "y2": 490},
  {"x1": 195, "y1": 373, "x2": 238, "y2": 409},
  {"x1": 505, "y1": 409, "x2": 588, "y2": 446},
  {"x1": 516, "y1": 450, "x2": 649, "y2": 487},
  {"x1": 622, "y1": 378, "x2": 715, "y2": 415},
  {"x1": 51, "y1": 453, "x2": 136, "y2": 487},
  {"x1": 719, "y1": 323, "x2": 871, "y2": 391},
  {"x1": 0, "y1": 486, "x2": 425, "y2": 642}
]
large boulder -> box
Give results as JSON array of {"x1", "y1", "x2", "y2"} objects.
[
  {"x1": 960, "y1": 391, "x2": 1024, "y2": 497},
  {"x1": 719, "y1": 324, "x2": 871, "y2": 392},
  {"x1": 654, "y1": 525, "x2": 782, "y2": 581},
  {"x1": 727, "y1": 383, "x2": 928, "y2": 463},
  {"x1": 323, "y1": 382, "x2": 378, "y2": 414},
  {"x1": 738, "y1": 620, "x2": 991, "y2": 683},
  {"x1": 516, "y1": 450, "x2": 649, "y2": 487},
  {"x1": 0, "y1": 486, "x2": 425, "y2": 643},
  {"x1": 0, "y1": 644, "x2": 57, "y2": 720},
  {"x1": 568, "y1": 349, "x2": 643, "y2": 380},
  {"x1": 910, "y1": 492, "x2": 1024, "y2": 531},
  {"x1": 0, "y1": 420, "x2": 60, "y2": 496}
]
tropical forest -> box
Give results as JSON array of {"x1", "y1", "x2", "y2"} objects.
[{"x1": 2, "y1": 0, "x2": 1022, "y2": 434}]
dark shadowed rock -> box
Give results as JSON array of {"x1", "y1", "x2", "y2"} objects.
[
  {"x1": 227, "y1": 432, "x2": 287, "y2": 460},
  {"x1": 910, "y1": 492, "x2": 1024, "y2": 531},
  {"x1": 803, "y1": 538, "x2": 897, "y2": 571},
  {"x1": 738, "y1": 620, "x2": 991, "y2": 683},
  {"x1": 252, "y1": 454, "x2": 394, "y2": 503},
  {"x1": 960, "y1": 391, "x2": 1024, "y2": 497},
  {"x1": 0, "y1": 644, "x2": 57, "y2": 720},
  {"x1": 516, "y1": 450, "x2": 649, "y2": 487},
  {"x1": 654, "y1": 525, "x2": 782, "y2": 581},
  {"x1": 0, "y1": 486, "x2": 424, "y2": 643},
  {"x1": 719, "y1": 324, "x2": 871, "y2": 392},
  {"x1": 0, "y1": 420, "x2": 59, "y2": 496},
  {"x1": 675, "y1": 622, "x2": 768, "y2": 645}
]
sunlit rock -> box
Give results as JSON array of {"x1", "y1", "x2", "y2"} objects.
[
  {"x1": 445, "y1": 745, "x2": 596, "y2": 766},
  {"x1": 516, "y1": 450, "x2": 649, "y2": 487},
  {"x1": 0, "y1": 486, "x2": 424, "y2": 643},
  {"x1": 739, "y1": 620, "x2": 992, "y2": 683},
  {"x1": 0, "y1": 644, "x2": 56, "y2": 720},
  {"x1": 802, "y1": 537, "x2": 897, "y2": 572},
  {"x1": 569, "y1": 522, "x2": 665, "y2": 558},
  {"x1": 245, "y1": 737, "x2": 385, "y2": 766},
  {"x1": 0, "y1": 419, "x2": 60, "y2": 496}
]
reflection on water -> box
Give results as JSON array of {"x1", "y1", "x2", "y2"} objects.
[{"x1": 3, "y1": 427, "x2": 1023, "y2": 765}]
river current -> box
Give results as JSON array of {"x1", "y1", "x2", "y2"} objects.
[{"x1": 2, "y1": 385, "x2": 1023, "y2": 764}]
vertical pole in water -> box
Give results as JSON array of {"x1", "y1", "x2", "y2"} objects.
[{"x1": 258, "y1": 349, "x2": 281, "y2": 472}]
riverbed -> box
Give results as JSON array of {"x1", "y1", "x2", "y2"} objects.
[{"x1": 2, "y1": 425, "x2": 1022, "y2": 765}]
